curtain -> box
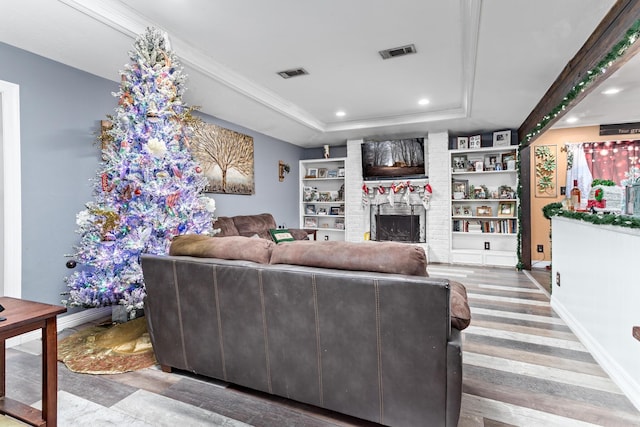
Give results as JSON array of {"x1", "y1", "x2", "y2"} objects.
[
  {"x1": 582, "y1": 140, "x2": 640, "y2": 185},
  {"x1": 566, "y1": 143, "x2": 592, "y2": 201}
]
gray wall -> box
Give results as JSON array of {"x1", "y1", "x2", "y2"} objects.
[{"x1": 0, "y1": 42, "x2": 303, "y2": 308}]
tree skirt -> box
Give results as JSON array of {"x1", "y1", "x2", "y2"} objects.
[{"x1": 57, "y1": 317, "x2": 156, "y2": 374}]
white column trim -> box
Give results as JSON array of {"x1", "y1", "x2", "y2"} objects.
[{"x1": 0, "y1": 80, "x2": 21, "y2": 298}]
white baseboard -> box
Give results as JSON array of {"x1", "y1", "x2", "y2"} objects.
[
  {"x1": 6, "y1": 306, "x2": 112, "y2": 348},
  {"x1": 551, "y1": 298, "x2": 640, "y2": 412}
]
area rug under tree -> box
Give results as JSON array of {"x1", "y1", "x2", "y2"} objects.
[{"x1": 57, "y1": 317, "x2": 156, "y2": 374}]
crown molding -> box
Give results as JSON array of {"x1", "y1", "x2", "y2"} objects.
[{"x1": 58, "y1": 0, "x2": 480, "y2": 136}]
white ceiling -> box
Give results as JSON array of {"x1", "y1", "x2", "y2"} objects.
[{"x1": 0, "y1": 0, "x2": 628, "y2": 147}]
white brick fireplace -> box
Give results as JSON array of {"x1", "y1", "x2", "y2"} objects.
[{"x1": 344, "y1": 133, "x2": 451, "y2": 263}]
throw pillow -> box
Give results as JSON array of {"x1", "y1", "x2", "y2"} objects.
[{"x1": 269, "y1": 228, "x2": 295, "y2": 243}]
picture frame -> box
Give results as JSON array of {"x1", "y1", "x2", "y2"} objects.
[
  {"x1": 452, "y1": 155, "x2": 467, "y2": 172},
  {"x1": 484, "y1": 154, "x2": 500, "y2": 170},
  {"x1": 318, "y1": 191, "x2": 331, "y2": 202},
  {"x1": 452, "y1": 179, "x2": 468, "y2": 199},
  {"x1": 452, "y1": 205, "x2": 463, "y2": 216},
  {"x1": 306, "y1": 168, "x2": 318, "y2": 178},
  {"x1": 493, "y1": 130, "x2": 511, "y2": 147},
  {"x1": 338, "y1": 205, "x2": 345, "y2": 215},
  {"x1": 498, "y1": 201, "x2": 516, "y2": 217},
  {"x1": 457, "y1": 137, "x2": 469, "y2": 150},
  {"x1": 461, "y1": 206, "x2": 472, "y2": 216},
  {"x1": 499, "y1": 185, "x2": 515, "y2": 199},
  {"x1": 317, "y1": 207, "x2": 328, "y2": 215},
  {"x1": 335, "y1": 218, "x2": 345, "y2": 229},
  {"x1": 318, "y1": 168, "x2": 328, "y2": 178},
  {"x1": 329, "y1": 206, "x2": 340, "y2": 215},
  {"x1": 338, "y1": 168, "x2": 345, "y2": 177},
  {"x1": 304, "y1": 217, "x2": 318, "y2": 228},
  {"x1": 305, "y1": 204, "x2": 316, "y2": 215},
  {"x1": 327, "y1": 169, "x2": 338, "y2": 178},
  {"x1": 469, "y1": 135, "x2": 482, "y2": 149},
  {"x1": 476, "y1": 205, "x2": 493, "y2": 216}
]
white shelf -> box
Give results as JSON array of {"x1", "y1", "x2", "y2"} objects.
[
  {"x1": 300, "y1": 158, "x2": 346, "y2": 242},
  {"x1": 449, "y1": 144, "x2": 519, "y2": 267}
]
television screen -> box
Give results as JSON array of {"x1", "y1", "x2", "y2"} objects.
[{"x1": 361, "y1": 138, "x2": 426, "y2": 180}]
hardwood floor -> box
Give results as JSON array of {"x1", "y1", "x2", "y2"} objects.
[{"x1": 6, "y1": 264, "x2": 640, "y2": 426}]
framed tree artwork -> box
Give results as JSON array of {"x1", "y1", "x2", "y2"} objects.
[{"x1": 190, "y1": 122, "x2": 255, "y2": 194}]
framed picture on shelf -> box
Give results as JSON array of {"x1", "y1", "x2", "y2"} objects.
[
  {"x1": 462, "y1": 206, "x2": 472, "y2": 216},
  {"x1": 335, "y1": 218, "x2": 345, "y2": 229},
  {"x1": 318, "y1": 168, "x2": 328, "y2": 178},
  {"x1": 305, "y1": 204, "x2": 316, "y2": 215},
  {"x1": 493, "y1": 130, "x2": 511, "y2": 147},
  {"x1": 338, "y1": 205, "x2": 345, "y2": 215},
  {"x1": 452, "y1": 205, "x2": 463, "y2": 216},
  {"x1": 502, "y1": 151, "x2": 517, "y2": 170},
  {"x1": 476, "y1": 205, "x2": 493, "y2": 216},
  {"x1": 484, "y1": 154, "x2": 500, "y2": 170},
  {"x1": 338, "y1": 168, "x2": 345, "y2": 177},
  {"x1": 304, "y1": 217, "x2": 318, "y2": 228},
  {"x1": 453, "y1": 155, "x2": 467, "y2": 172},
  {"x1": 330, "y1": 206, "x2": 340, "y2": 215},
  {"x1": 327, "y1": 169, "x2": 338, "y2": 178},
  {"x1": 457, "y1": 137, "x2": 469, "y2": 149},
  {"x1": 318, "y1": 191, "x2": 331, "y2": 202},
  {"x1": 498, "y1": 201, "x2": 516, "y2": 217},
  {"x1": 317, "y1": 207, "x2": 328, "y2": 215},
  {"x1": 452, "y1": 179, "x2": 468, "y2": 199},
  {"x1": 306, "y1": 168, "x2": 318, "y2": 178},
  {"x1": 469, "y1": 135, "x2": 481, "y2": 149}
]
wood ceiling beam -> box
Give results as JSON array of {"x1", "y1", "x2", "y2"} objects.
[{"x1": 518, "y1": 0, "x2": 640, "y2": 146}]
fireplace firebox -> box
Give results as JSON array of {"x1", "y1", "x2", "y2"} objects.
[{"x1": 370, "y1": 203, "x2": 426, "y2": 243}]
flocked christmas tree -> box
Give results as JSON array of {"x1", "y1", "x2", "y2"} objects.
[{"x1": 64, "y1": 27, "x2": 216, "y2": 312}]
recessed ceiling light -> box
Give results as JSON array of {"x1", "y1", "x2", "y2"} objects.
[
  {"x1": 335, "y1": 111, "x2": 346, "y2": 117},
  {"x1": 602, "y1": 88, "x2": 621, "y2": 95},
  {"x1": 566, "y1": 116, "x2": 579, "y2": 124},
  {"x1": 418, "y1": 98, "x2": 430, "y2": 106}
]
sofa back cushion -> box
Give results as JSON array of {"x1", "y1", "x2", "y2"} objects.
[
  {"x1": 270, "y1": 240, "x2": 428, "y2": 277},
  {"x1": 170, "y1": 234, "x2": 274, "y2": 264},
  {"x1": 231, "y1": 213, "x2": 277, "y2": 239},
  {"x1": 212, "y1": 216, "x2": 239, "y2": 236}
]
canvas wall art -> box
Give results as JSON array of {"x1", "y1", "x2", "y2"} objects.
[{"x1": 190, "y1": 122, "x2": 255, "y2": 194}]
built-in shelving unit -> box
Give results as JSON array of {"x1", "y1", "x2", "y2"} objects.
[
  {"x1": 449, "y1": 146, "x2": 518, "y2": 267},
  {"x1": 299, "y1": 158, "x2": 346, "y2": 241}
]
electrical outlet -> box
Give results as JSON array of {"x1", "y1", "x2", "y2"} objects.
[
  {"x1": 484, "y1": 242, "x2": 490, "y2": 250},
  {"x1": 556, "y1": 272, "x2": 561, "y2": 287},
  {"x1": 537, "y1": 244, "x2": 544, "y2": 253},
  {"x1": 560, "y1": 186, "x2": 566, "y2": 195}
]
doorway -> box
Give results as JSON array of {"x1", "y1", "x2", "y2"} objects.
[{"x1": 0, "y1": 80, "x2": 22, "y2": 298}]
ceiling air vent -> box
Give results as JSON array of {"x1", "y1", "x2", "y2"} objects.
[
  {"x1": 378, "y1": 44, "x2": 417, "y2": 60},
  {"x1": 277, "y1": 68, "x2": 309, "y2": 79}
]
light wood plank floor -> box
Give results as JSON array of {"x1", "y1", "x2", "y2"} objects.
[{"x1": 6, "y1": 264, "x2": 640, "y2": 426}]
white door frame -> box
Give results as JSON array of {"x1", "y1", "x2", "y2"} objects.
[{"x1": 0, "y1": 80, "x2": 22, "y2": 298}]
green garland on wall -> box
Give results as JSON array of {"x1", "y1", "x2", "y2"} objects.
[
  {"x1": 542, "y1": 202, "x2": 640, "y2": 228},
  {"x1": 515, "y1": 19, "x2": 640, "y2": 269}
]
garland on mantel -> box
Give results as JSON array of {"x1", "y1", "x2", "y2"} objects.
[{"x1": 542, "y1": 202, "x2": 640, "y2": 228}]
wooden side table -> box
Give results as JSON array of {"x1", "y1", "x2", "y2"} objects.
[{"x1": 0, "y1": 297, "x2": 66, "y2": 427}]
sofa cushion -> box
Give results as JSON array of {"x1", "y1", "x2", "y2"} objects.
[
  {"x1": 270, "y1": 240, "x2": 428, "y2": 277},
  {"x1": 169, "y1": 234, "x2": 274, "y2": 264},
  {"x1": 232, "y1": 213, "x2": 277, "y2": 236},
  {"x1": 212, "y1": 216, "x2": 239, "y2": 236},
  {"x1": 449, "y1": 280, "x2": 471, "y2": 330}
]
